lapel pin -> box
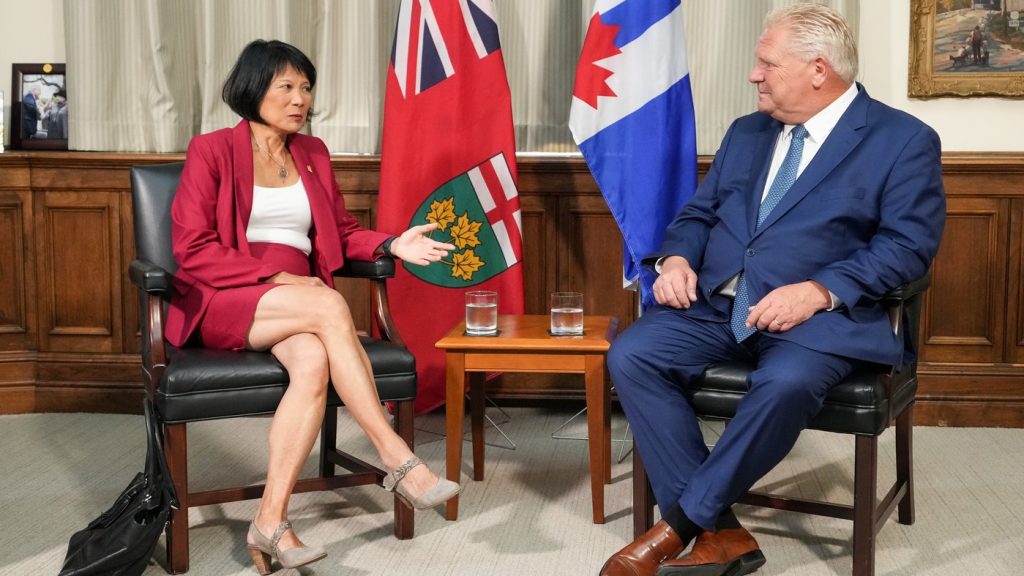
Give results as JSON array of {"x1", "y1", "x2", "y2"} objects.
[{"x1": 307, "y1": 165, "x2": 313, "y2": 173}]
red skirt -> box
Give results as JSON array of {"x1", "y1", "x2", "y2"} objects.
[{"x1": 198, "y1": 243, "x2": 311, "y2": 350}]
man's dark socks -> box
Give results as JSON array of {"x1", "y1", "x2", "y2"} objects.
[
  {"x1": 662, "y1": 503, "x2": 702, "y2": 545},
  {"x1": 716, "y1": 506, "x2": 742, "y2": 531}
]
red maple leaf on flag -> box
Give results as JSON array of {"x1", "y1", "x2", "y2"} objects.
[{"x1": 573, "y1": 12, "x2": 622, "y2": 109}]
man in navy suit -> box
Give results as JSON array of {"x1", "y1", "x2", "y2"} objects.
[
  {"x1": 22, "y1": 86, "x2": 41, "y2": 138},
  {"x1": 600, "y1": 5, "x2": 945, "y2": 576}
]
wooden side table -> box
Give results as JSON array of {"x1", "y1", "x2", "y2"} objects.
[{"x1": 436, "y1": 314, "x2": 619, "y2": 523}]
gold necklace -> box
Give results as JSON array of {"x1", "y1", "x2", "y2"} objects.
[{"x1": 252, "y1": 134, "x2": 289, "y2": 181}]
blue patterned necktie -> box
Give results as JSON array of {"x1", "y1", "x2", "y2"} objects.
[{"x1": 730, "y1": 124, "x2": 809, "y2": 342}]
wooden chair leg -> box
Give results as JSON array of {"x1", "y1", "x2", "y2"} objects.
[
  {"x1": 852, "y1": 435, "x2": 878, "y2": 576},
  {"x1": 393, "y1": 399, "x2": 415, "y2": 540},
  {"x1": 164, "y1": 422, "x2": 189, "y2": 574},
  {"x1": 319, "y1": 407, "x2": 338, "y2": 478},
  {"x1": 632, "y1": 439, "x2": 654, "y2": 538},
  {"x1": 896, "y1": 402, "x2": 915, "y2": 525},
  {"x1": 469, "y1": 373, "x2": 486, "y2": 481}
]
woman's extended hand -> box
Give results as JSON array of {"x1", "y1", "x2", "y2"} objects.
[
  {"x1": 390, "y1": 223, "x2": 456, "y2": 266},
  {"x1": 265, "y1": 271, "x2": 326, "y2": 287}
]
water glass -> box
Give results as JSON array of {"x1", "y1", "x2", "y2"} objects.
[
  {"x1": 550, "y1": 292, "x2": 584, "y2": 336},
  {"x1": 465, "y1": 291, "x2": 498, "y2": 335}
]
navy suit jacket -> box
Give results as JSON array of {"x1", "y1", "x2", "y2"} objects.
[
  {"x1": 22, "y1": 93, "x2": 39, "y2": 136},
  {"x1": 648, "y1": 86, "x2": 946, "y2": 366}
]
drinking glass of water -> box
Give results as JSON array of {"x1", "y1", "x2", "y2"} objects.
[
  {"x1": 550, "y1": 292, "x2": 584, "y2": 336},
  {"x1": 465, "y1": 290, "x2": 498, "y2": 335}
]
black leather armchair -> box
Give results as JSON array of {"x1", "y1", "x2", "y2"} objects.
[
  {"x1": 129, "y1": 162, "x2": 417, "y2": 574},
  {"x1": 633, "y1": 275, "x2": 930, "y2": 576}
]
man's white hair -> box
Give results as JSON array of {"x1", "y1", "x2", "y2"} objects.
[{"x1": 764, "y1": 3, "x2": 858, "y2": 84}]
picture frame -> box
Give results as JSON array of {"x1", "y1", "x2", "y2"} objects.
[
  {"x1": 909, "y1": 0, "x2": 1024, "y2": 98},
  {"x1": 10, "y1": 63, "x2": 68, "y2": 150}
]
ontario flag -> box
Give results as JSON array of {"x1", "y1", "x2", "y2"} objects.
[
  {"x1": 378, "y1": 0, "x2": 524, "y2": 413},
  {"x1": 569, "y1": 0, "x2": 698, "y2": 309}
]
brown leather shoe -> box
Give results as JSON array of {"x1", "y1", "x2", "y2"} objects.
[
  {"x1": 655, "y1": 528, "x2": 765, "y2": 576},
  {"x1": 600, "y1": 520, "x2": 686, "y2": 576}
]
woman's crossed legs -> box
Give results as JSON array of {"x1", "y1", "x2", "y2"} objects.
[{"x1": 246, "y1": 283, "x2": 439, "y2": 551}]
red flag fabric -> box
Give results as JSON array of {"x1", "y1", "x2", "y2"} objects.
[{"x1": 378, "y1": 0, "x2": 524, "y2": 413}]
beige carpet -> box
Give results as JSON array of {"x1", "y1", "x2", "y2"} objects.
[{"x1": 1, "y1": 406, "x2": 1022, "y2": 575}]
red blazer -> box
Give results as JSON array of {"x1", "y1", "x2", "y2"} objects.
[{"x1": 166, "y1": 120, "x2": 390, "y2": 347}]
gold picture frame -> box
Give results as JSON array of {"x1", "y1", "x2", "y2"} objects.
[{"x1": 909, "y1": 0, "x2": 1024, "y2": 98}]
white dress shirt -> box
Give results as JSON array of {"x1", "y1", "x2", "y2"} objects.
[{"x1": 760, "y1": 82, "x2": 859, "y2": 201}]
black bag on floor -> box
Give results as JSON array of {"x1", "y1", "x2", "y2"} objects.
[{"x1": 59, "y1": 400, "x2": 179, "y2": 576}]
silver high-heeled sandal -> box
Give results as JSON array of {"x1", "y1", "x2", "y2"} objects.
[
  {"x1": 383, "y1": 456, "x2": 461, "y2": 509},
  {"x1": 247, "y1": 520, "x2": 326, "y2": 575}
]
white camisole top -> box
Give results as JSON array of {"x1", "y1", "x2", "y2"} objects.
[{"x1": 246, "y1": 179, "x2": 313, "y2": 255}]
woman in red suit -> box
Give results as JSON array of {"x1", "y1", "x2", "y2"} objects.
[{"x1": 169, "y1": 40, "x2": 459, "y2": 573}]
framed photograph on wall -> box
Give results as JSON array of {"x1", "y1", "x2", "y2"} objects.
[
  {"x1": 10, "y1": 63, "x2": 68, "y2": 150},
  {"x1": 909, "y1": 1, "x2": 1024, "y2": 98}
]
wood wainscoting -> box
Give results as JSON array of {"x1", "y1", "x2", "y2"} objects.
[{"x1": 1, "y1": 151, "x2": 1022, "y2": 427}]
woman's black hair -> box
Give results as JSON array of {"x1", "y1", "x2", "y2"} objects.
[{"x1": 221, "y1": 39, "x2": 317, "y2": 124}]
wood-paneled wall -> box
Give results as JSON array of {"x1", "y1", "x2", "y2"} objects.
[
  {"x1": 1, "y1": 152, "x2": 1022, "y2": 427},
  {"x1": 917, "y1": 154, "x2": 1024, "y2": 426}
]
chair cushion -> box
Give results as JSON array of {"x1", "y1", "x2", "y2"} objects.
[
  {"x1": 687, "y1": 362, "x2": 917, "y2": 436},
  {"x1": 156, "y1": 336, "x2": 416, "y2": 423}
]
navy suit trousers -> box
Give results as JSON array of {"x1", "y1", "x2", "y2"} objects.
[{"x1": 608, "y1": 306, "x2": 858, "y2": 530}]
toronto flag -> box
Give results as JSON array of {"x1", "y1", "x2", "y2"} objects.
[{"x1": 569, "y1": 0, "x2": 698, "y2": 308}]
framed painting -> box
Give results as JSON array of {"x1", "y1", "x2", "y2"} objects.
[
  {"x1": 10, "y1": 63, "x2": 68, "y2": 150},
  {"x1": 909, "y1": 0, "x2": 1024, "y2": 98}
]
